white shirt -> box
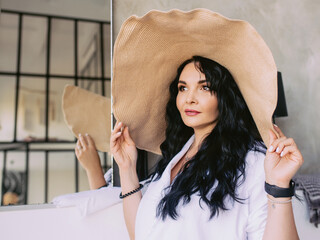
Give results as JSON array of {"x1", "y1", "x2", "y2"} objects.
[{"x1": 135, "y1": 135, "x2": 267, "y2": 240}]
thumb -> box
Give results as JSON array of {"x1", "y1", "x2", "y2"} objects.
[
  {"x1": 268, "y1": 129, "x2": 277, "y2": 147},
  {"x1": 123, "y1": 126, "x2": 135, "y2": 146}
]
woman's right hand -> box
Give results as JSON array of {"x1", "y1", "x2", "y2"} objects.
[{"x1": 110, "y1": 121, "x2": 138, "y2": 171}]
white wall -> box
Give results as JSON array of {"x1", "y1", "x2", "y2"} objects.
[{"x1": 113, "y1": 0, "x2": 320, "y2": 174}]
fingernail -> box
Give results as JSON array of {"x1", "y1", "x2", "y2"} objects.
[
  {"x1": 273, "y1": 124, "x2": 278, "y2": 128},
  {"x1": 268, "y1": 145, "x2": 274, "y2": 152},
  {"x1": 117, "y1": 131, "x2": 122, "y2": 135},
  {"x1": 77, "y1": 146, "x2": 81, "y2": 150},
  {"x1": 280, "y1": 151, "x2": 284, "y2": 157},
  {"x1": 79, "y1": 133, "x2": 81, "y2": 137},
  {"x1": 276, "y1": 147, "x2": 280, "y2": 153},
  {"x1": 85, "y1": 133, "x2": 88, "y2": 136}
]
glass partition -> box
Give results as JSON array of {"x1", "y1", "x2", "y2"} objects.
[{"x1": 0, "y1": 1, "x2": 111, "y2": 205}]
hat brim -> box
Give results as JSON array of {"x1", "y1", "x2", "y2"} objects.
[
  {"x1": 112, "y1": 9, "x2": 277, "y2": 154},
  {"x1": 62, "y1": 85, "x2": 111, "y2": 152}
]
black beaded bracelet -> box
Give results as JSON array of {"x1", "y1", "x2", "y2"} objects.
[{"x1": 119, "y1": 184, "x2": 144, "y2": 199}]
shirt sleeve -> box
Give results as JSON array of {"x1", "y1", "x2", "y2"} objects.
[{"x1": 245, "y1": 151, "x2": 268, "y2": 240}]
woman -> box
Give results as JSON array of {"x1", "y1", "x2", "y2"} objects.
[
  {"x1": 76, "y1": 9, "x2": 304, "y2": 240},
  {"x1": 109, "y1": 55, "x2": 303, "y2": 240}
]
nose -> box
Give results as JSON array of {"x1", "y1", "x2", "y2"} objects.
[{"x1": 185, "y1": 89, "x2": 198, "y2": 104}]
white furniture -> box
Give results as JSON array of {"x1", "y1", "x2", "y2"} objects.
[{"x1": 0, "y1": 190, "x2": 319, "y2": 240}]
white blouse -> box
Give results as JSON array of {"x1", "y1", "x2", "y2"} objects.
[{"x1": 135, "y1": 135, "x2": 268, "y2": 240}]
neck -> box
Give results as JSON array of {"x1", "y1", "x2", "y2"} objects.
[{"x1": 192, "y1": 124, "x2": 216, "y2": 150}]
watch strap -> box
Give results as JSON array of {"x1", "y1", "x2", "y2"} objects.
[{"x1": 265, "y1": 180, "x2": 295, "y2": 198}]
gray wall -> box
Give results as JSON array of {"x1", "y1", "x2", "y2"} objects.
[{"x1": 113, "y1": 0, "x2": 320, "y2": 174}]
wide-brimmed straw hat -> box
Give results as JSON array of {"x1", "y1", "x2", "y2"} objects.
[
  {"x1": 62, "y1": 85, "x2": 111, "y2": 152},
  {"x1": 112, "y1": 9, "x2": 277, "y2": 155}
]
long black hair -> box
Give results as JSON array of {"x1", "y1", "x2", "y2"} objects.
[{"x1": 149, "y1": 56, "x2": 266, "y2": 220}]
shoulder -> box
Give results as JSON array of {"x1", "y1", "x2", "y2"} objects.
[
  {"x1": 245, "y1": 148, "x2": 266, "y2": 170},
  {"x1": 242, "y1": 148, "x2": 266, "y2": 192}
]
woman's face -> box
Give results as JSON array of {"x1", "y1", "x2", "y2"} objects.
[{"x1": 176, "y1": 62, "x2": 219, "y2": 133}]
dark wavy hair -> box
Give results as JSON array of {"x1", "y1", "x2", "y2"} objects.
[{"x1": 149, "y1": 56, "x2": 266, "y2": 220}]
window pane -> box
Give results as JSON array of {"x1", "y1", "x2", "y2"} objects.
[
  {"x1": 78, "y1": 22, "x2": 101, "y2": 78},
  {"x1": 100, "y1": 152, "x2": 112, "y2": 172},
  {"x1": 48, "y1": 78, "x2": 74, "y2": 141},
  {"x1": 0, "y1": 13, "x2": 18, "y2": 72},
  {"x1": 104, "y1": 79, "x2": 111, "y2": 98},
  {"x1": 78, "y1": 79, "x2": 103, "y2": 95},
  {"x1": 20, "y1": 16, "x2": 47, "y2": 74},
  {"x1": 28, "y1": 152, "x2": 45, "y2": 204},
  {"x1": 50, "y1": 19, "x2": 74, "y2": 75},
  {"x1": 103, "y1": 23, "x2": 111, "y2": 78},
  {"x1": 48, "y1": 152, "x2": 75, "y2": 201},
  {"x1": 2, "y1": 151, "x2": 27, "y2": 205},
  {"x1": 0, "y1": 76, "x2": 16, "y2": 141},
  {"x1": 17, "y1": 77, "x2": 46, "y2": 141}
]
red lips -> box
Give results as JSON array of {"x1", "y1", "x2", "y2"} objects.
[{"x1": 185, "y1": 109, "x2": 201, "y2": 116}]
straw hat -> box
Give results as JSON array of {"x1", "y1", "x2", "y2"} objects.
[
  {"x1": 62, "y1": 85, "x2": 111, "y2": 152},
  {"x1": 112, "y1": 9, "x2": 277, "y2": 155}
]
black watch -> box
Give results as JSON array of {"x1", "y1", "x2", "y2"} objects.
[{"x1": 265, "y1": 180, "x2": 295, "y2": 198}]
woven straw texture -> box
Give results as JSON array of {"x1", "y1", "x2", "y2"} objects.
[{"x1": 112, "y1": 9, "x2": 277, "y2": 154}]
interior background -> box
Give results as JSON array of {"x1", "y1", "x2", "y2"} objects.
[{"x1": 113, "y1": 0, "x2": 320, "y2": 174}]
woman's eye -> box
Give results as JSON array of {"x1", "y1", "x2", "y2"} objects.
[
  {"x1": 178, "y1": 86, "x2": 187, "y2": 91},
  {"x1": 201, "y1": 86, "x2": 210, "y2": 91}
]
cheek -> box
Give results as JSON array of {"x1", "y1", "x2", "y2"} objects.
[
  {"x1": 205, "y1": 97, "x2": 219, "y2": 116},
  {"x1": 176, "y1": 94, "x2": 183, "y2": 112}
]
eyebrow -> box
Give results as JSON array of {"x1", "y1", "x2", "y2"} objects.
[{"x1": 178, "y1": 80, "x2": 207, "y2": 84}]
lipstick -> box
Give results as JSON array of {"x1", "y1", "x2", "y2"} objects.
[{"x1": 185, "y1": 109, "x2": 200, "y2": 116}]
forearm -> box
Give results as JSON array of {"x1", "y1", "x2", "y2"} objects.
[
  {"x1": 86, "y1": 166, "x2": 107, "y2": 190},
  {"x1": 263, "y1": 195, "x2": 299, "y2": 240},
  {"x1": 120, "y1": 168, "x2": 142, "y2": 240}
]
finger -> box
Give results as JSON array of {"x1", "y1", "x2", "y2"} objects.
[
  {"x1": 279, "y1": 145, "x2": 299, "y2": 158},
  {"x1": 75, "y1": 146, "x2": 80, "y2": 157},
  {"x1": 112, "y1": 121, "x2": 123, "y2": 135},
  {"x1": 79, "y1": 134, "x2": 88, "y2": 150},
  {"x1": 273, "y1": 124, "x2": 285, "y2": 138},
  {"x1": 85, "y1": 134, "x2": 96, "y2": 147},
  {"x1": 123, "y1": 126, "x2": 135, "y2": 145},
  {"x1": 268, "y1": 129, "x2": 277, "y2": 146},
  {"x1": 268, "y1": 136, "x2": 286, "y2": 153},
  {"x1": 110, "y1": 131, "x2": 123, "y2": 148},
  {"x1": 76, "y1": 140, "x2": 82, "y2": 149},
  {"x1": 274, "y1": 138, "x2": 296, "y2": 154}
]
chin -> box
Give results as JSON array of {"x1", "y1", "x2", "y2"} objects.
[
  {"x1": 182, "y1": 120, "x2": 205, "y2": 129},
  {"x1": 182, "y1": 119, "x2": 217, "y2": 132}
]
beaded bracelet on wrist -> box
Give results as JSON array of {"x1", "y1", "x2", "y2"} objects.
[{"x1": 119, "y1": 184, "x2": 144, "y2": 199}]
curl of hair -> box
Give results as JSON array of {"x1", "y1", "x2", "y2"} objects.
[{"x1": 149, "y1": 56, "x2": 266, "y2": 220}]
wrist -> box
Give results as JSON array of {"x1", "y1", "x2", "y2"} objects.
[
  {"x1": 85, "y1": 165, "x2": 104, "y2": 176},
  {"x1": 267, "y1": 194, "x2": 291, "y2": 201},
  {"x1": 119, "y1": 168, "x2": 140, "y2": 192},
  {"x1": 265, "y1": 177, "x2": 291, "y2": 188},
  {"x1": 265, "y1": 180, "x2": 295, "y2": 198}
]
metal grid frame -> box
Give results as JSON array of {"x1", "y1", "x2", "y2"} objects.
[{"x1": 0, "y1": 9, "x2": 111, "y2": 205}]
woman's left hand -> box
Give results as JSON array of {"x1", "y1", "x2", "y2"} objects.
[{"x1": 264, "y1": 125, "x2": 304, "y2": 188}]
